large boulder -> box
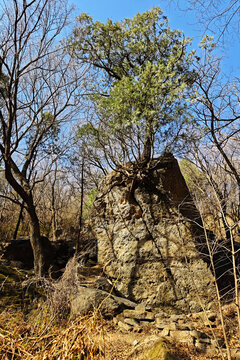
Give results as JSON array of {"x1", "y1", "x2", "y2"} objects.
[
  {"x1": 70, "y1": 286, "x2": 137, "y2": 318},
  {"x1": 70, "y1": 286, "x2": 120, "y2": 318},
  {"x1": 91, "y1": 154, "x2": 216, "y2": 313}
]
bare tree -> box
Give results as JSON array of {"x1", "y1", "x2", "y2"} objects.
[
  {"x1": 0, "y1": 0, "x2": 85, "y2": 276},
  {"x1": 170, "y1": 0, "x2": 240, "y2": 42},
  {"x1": 193, "y1": 45, "x2": 240, "y2": 206}
]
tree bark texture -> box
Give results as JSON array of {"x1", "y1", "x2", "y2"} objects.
[{"x1": 28, "y1": 203, "x2": 47, "y2": 276}]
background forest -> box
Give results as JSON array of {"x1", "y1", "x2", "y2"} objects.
[{"x1": 0, "y1": 0, "x2": 239, "y2": 273}]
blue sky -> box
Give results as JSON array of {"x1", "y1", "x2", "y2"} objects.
[
  {"x1": 71, "y1": 0, "x2": 198, "y2": 37},
  {"x1": 71, "y1": 0, "x2": 239, "y2": 78}
]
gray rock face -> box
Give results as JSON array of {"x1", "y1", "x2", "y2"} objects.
[
  {"x1": 70, "y1": 286, "x2": 137, "y2": 318},
  {"x1": 70, "y1": 286, "x2": 120, "y2": 317},
  {"x1": 92, "y1": 154, "x2": 215, "y2": 313}
]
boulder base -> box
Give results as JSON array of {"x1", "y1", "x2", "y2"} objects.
[{"x1": 92, "y1": 154, "x2": 215, "y2": 313}]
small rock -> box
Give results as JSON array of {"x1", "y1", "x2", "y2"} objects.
[
  {"x1": 169, "y1": 330, "x2": 194, "y2": 346},
  {"x1": 123, "y1": 309, "x2": 155, "y2": 321},
  {"x1": 164, "y1": 323, "x2": 178, "y2": 331},
  {"x1": 160, "y1": 324, "x2": 178, "y2": 336},
  {"x1": 135, "y1": 303, "x2": 146, "y2": 312},
  {"x1": 113, "y1": 295, "x2": 137, "y2": 308},
  {"x1": 176, "y1": 323, "x2": 191, "y2": 331},
  {"x1": 155, "y1": 318, "x2": 171, "y2": 329},
  {"x1": 155, "y1": 312, "x2": 167, "y2": 319},
  {"x1": 124, "y1": 318, "x2": 139, "y2": 327},
  {"x1": 190, "y1": 329, "x2": 203, "y2": 339},
  {"x1": 169, "y1": 314, "x2": 185, "y2": 321},
  {"x1": 161, "y1": 328, "x2": 170, "y2": 337},
  {"x1": 197, "y1": 337, "x2": 212, "y2": 344},
  {"x1": 118, "y1": 321, "x2": 132, "y2": 332}
]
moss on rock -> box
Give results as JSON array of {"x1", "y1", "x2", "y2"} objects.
[
  {"x1": 142, "y1": 339, "x2": 175, "y2": 360},
  {"x1": 131, "y1": 337, "x2": 176, "y2": 360}
]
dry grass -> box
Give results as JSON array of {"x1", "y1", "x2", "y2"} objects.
[
  {"x1": 1, "y1": 258, "x2": 239, "y2": 359},
  {"x1": 0, "y1": 310, "x2": 106, "y2": 359},
  {"x1": 0, "y1": 257, "x2": 106, "y2": 360},
  {"x1": 1, "y1": 308, "x2": 239, "y2": 360}
]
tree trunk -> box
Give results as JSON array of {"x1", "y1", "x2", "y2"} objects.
[
  {"x1": 13, "y1": 201, "x2": 24, "y2": 240},
  {"x1": 140, "y1": 118, "x2": 154, "y2": 168},
  {"x1": 27, "y1": 202, "x2": 48, "y2": 277},
  {"x1": 141, "y1": 135, "x2": 152, "y2": 167},
  {"x1": 51, "y1": 185, "x2": 57, "y2": 242},
  {"x1": 51, "y1": 162, "x2": 57, "y2": 242},
  {"x1": 3, "y1": 161, "x2": 49, "y2": 277}
]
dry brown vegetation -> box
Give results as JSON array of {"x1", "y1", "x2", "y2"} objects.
[
  {"x1": 0, "y1": 306, "x2": 239, "y2": 360},
  {"x1": 0, "y1": 255, "x2": 239, "y2": 359},
  {"x1": 0, "y1": 310, "x2": 105, "y2": 359}
]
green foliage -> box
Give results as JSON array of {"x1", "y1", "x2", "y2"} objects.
[
  {"x1": 0, "y1": 71, "x2": 9, "y2": 92},
  {"x1": 76, "y1": 123, "x2": 102, "y2": 148},
  {"x1": 71, "y1": 7, "x2": 196, "y2": 165},
  {"x1": 83, "y1": 188, "x2": 98, "y2": 218},
  {"x1": 77, "y1": 123, "x2": 98, "y2": 138},
  {"x1": 199, "y1": 35, "x2": 216, "y2": 50}
]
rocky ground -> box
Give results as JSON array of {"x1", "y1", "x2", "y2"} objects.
[
  {"x1": 1, "y1": 258, "x2": 240, "y2": 359},
  {"x1": 0, "y1": 305, "x2": 240, "y2": 359}
]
